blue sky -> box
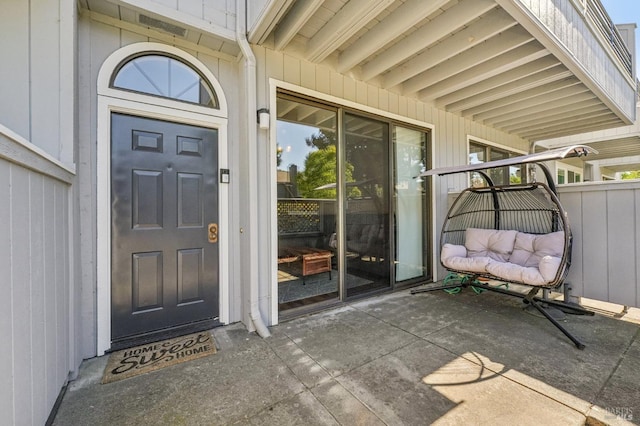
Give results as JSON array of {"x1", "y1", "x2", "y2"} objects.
[{"x1": 600, "y1": 0, "x2": 640, "y2": 71}]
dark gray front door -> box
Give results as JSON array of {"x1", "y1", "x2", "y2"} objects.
[{"x1": 111, "y1": 113, "x2": 219, "y2": 342}]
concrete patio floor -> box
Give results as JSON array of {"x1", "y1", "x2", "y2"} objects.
[{"x1": 53, "y1": 285, "x2": 639, "y2": 425}]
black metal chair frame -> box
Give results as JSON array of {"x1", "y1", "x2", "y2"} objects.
[{"x1": 412, "y1": 147, "x2": 596, "y2": 349}]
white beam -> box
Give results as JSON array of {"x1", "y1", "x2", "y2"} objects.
[
  {"x1": 419, "y1": 46, "x2": 549, "y2": 102},
  {"x1": 360, "y1": 0, "x2": 496, "y2": 81},
  {"x1": 297, "y1": 104, "x2": 320, "y2": 121},
  {"x1": 248, "y1": 0, "x2": 296, "y2": 44},
  {"x1": 521, "y1": 114, "x2": 618, "y2": 140},
  {"x1": 442, "y1": 65, "x2": 571, "y2": 112},
  {"x1": 276, "y1": 98, "x2": 298, "y2": 119},
  {"x1": 306, "y1": 0, "x2": 394, "y2": 63},
  {"x1": 399, "y1": 26, "x2": 532, "y2": 94},
  {"x1": 504, "y1": 105, "x2": 610, "y2": 133},
  {"x1": 466, "y1": 80, "x2": 585, "y2": 119},
  {"x1": 417, "y1": 43, "x2": 550, "y2": 101},
  {"x1": 385, "y1": 8, "x2": 518, "y2": 89},
  {"x1": 336, "y1": 0, "x2": 448, "y2": 73},
  {"x1": 479, "y1": 92, "x2": 596, "y2": 128},
  {"x1": 536, "y1": 104, "x2": 640, "y2": 148},
  {"x1": 274, "y1": 0, "x2": 324, "y2": 50},
  {"x1": 434, "y1": 56, "x2": 560, "y2": 107},
  {"x1": 479, "y1": 89, "x2": 593, "y2": 126},
  {"x1": 498, "y1": 100, "x2": 604, "y2": 131},
  {"x1": 589, "y1": 154, "x2": 640, "y2": 168}
]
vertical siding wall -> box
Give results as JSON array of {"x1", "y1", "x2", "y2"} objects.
[
  {"x1": 0, "y1": 133, "x2": 73, "y2": 425},
  {"x1": 0, "y1": 0, "x2": 75, "y2": 165},
  {"x1": 559, "y1": 181, "x2": 640, "y2": 308},
  {"x1": 255, "y1": 47, "x2": 530, "y2": 282}
]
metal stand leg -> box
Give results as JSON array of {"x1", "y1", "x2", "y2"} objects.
[
  {"x1": 532, "y1": 297, "x2": 594, "y2": 316},
  {"x1": 411, "y1": 274, "x2": 474, "y2": 294},
  {"x1": 525, "y1": 295, "x2": 586, "y2": 350},
  {"x1": 412, "y1": 279, "x2": 590, "y2": 349},
  {"x1": 410, "y1": 283, "x2": 467, "y2": 294}
]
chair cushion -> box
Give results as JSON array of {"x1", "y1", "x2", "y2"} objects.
[
  {"x1": 538, "y1": 255, "x2": 562, "y2": 283},
  {"x1": 441, "y1": 243, "x2": 467, "y2": 260},
  {"x1": 485, "y1": 261, "x2": 549, "y2": 286},
  {"x1": 510, "y1": 231, "x2": 564, "y2": 267},
  {"x1": 465, "y1": 228, "x2": 517, "y2": 262},
  {"x1": 443, "y1": 255, "x2": 493, "y2": 273}
]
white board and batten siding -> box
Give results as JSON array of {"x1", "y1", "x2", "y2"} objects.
[
  {"x1": 1, "y1": 0, "x2": 77, "y2": 424},
  {"x1": 559, "y1": 181, "x2": 640, "y2": 309},
  {"x1": 0, "y1": 128, "x2": 75, "y2": 425},
  {"x1": 0, "y1": 0, "x2": 75, "y2": 165}
]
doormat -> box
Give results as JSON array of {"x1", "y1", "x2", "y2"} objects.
[{"x1": 102, "y1": 331, "x2": 217, "y2": 384}]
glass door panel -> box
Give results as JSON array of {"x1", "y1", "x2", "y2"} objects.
[
  {"x1": 344, "y1": 113, "x2": 391, "y2": 297},
  {"x1": 393, "y1": 126, "x2": 428, "y2": 282},
  {"x1": 276, "y1": 97, "x2": 338, "y2": 311}
]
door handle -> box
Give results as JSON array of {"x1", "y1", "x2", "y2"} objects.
[{"x1": 208, "y1": 223, "x2": 218, "y2": 243}]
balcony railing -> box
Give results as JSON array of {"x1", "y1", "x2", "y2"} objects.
[{"x1": 582, "y1": 0, "x2": 633, "y2": 78}]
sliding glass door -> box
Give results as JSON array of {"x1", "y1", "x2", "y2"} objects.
[
  {"x1": 276, "y1": 92, "x2": 431, "y2": 314},
  {"x1": 276, "y1": 96, "x2": 339, "y2": 311},
  {"x1": 344, "y1": 113, "x2": 391, "y2": 296},
  {"x1": 393, "y1": 126, "x2": 429, "y2": 282}
]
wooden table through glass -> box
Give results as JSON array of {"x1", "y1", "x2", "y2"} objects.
[{"x1": 278, "y1": 247, "x2": 333, "y2": 284}]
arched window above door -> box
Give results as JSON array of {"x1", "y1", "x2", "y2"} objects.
[{"x1": 111, "y1": 54, "x2": 219, "y2": 108}]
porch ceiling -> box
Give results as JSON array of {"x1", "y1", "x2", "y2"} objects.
[{"x1": 254, "y1": 0, "x2": 633, "y2": 142}]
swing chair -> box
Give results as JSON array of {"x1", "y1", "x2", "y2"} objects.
[{"x1": 412, "y1": 145, "x2": 597, "y2": 349}]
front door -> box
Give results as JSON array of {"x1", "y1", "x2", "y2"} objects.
[{"x1": 111, "y1": 113, "x2": 219, "y2": 344}]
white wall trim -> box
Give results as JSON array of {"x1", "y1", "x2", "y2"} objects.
[
  {"x1": 273, "y1": 79, "x2": 436, "y2": 131},
  {"x1": 0, "y1": 124, "x2": 76, "y2": 181},
  {"x1": 467, "y1": 135, "x2": 528, "y2": 156},
  {"x1": 96, "y1": 43, "x2": 229, "y2": 355},
  {"x1": 269, "y1": 80, "x2": 279, "y2": 326}
]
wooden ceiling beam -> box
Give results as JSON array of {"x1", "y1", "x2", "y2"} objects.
[
  {"x1": 434, "y1": 56, "x2": 561, "y2": 107},
  {"x1": 475, "y1": 90, "x2": 595, "y2": 125},
  {"x1": 360, "y1": 0, "x2": 495, "y2": 81},
  {"x1": 306, "y1": 0, "x2": 394, "y2": 63},
  {"x1": 399, "y1": 26, "x2": 532, "y2": 93},
  {"x1": 442, "y1": 65, "x2": 571, "y2": 112},
  {"x1": 384, "y1": 8, "x2": 518, "y2": 89},
  {"x1": 465, "y1": 79, "x2": 584, "y2": 119},
  {"x1": 522, "y1": 114, "x2": 618, "y2": 140},
  {"x1": 500, "y1": 104, "x2": 608, "y2": 133},
  {"x1": 336, "y1": 0, "x2": 448, "y2": 73},
  {"x1": 274, "y1": 0, "x2": 324, "y2": 50}
]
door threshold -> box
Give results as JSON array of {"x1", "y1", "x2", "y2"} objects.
[{"x1": 108, "y1": 319, "x2": 220, "y2": 353}]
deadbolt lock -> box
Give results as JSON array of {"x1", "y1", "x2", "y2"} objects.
[{"x1": 208, "y1": 223, "x2": 218, "y2": 243}]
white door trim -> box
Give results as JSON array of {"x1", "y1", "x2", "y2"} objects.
[{"x1": 96, "y1": 43, "x2": 229, "y2": 355}]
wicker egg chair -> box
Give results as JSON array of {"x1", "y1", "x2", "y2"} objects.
[{"x1": 412, "y1": 146, "x2": 596, "y2": 349}]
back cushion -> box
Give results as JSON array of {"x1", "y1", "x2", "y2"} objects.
[
  {"x1": 510, "y1": 231, "x2": 565, "y2": 267},
  {"x1": 348, "y1": 224, "x2": 363, "y2": 241},
  {"x1": 465, "y1": 228, "x2": 517, "y2": 262}
]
